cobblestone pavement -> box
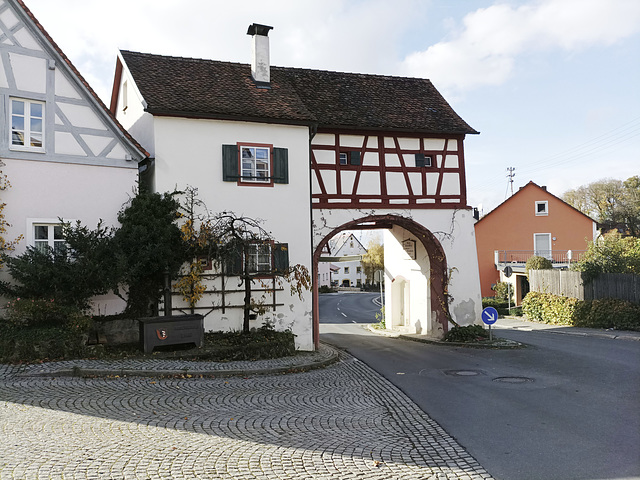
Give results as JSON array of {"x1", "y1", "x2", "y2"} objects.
[{"x1": 0, "y1": 348, "x2": 493, "y2": 480}]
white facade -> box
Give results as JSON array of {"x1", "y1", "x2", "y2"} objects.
[
  {"x1": 114, "y1": 67, "x2": 314, "y2": 350},
  {"x1": 0, "y1": 0, "x2": 146, "y2": 314}
]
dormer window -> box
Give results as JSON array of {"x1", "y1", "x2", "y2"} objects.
[{"x1": 535, "y1": 201, "x2": 548, "y2": 216}]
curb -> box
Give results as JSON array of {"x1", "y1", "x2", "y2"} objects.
[
  {"x1": 366, "y1": 324, "x2": 523, "y2": 348},
  {"x1": 16, "y1": 345, "x2": 342, "y2": 379}
]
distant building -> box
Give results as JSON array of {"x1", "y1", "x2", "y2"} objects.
[
  {"x1": 321, "y1": 233, "x2": 367, "y2": 287},
  {"x1": 474, "y1": 181, "x2": 598, "y2": 305}
]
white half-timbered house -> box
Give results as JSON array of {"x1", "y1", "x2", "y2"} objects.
[
  {"x1": 0, "y1": 0, "x2": 148, "y2": 313},
  {"x1": 111, "y1": 24, "x2": 482, "y2": 349}
]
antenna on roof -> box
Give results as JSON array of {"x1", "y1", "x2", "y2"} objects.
[{"x1": 506, "y1": 167, "x2": 516, "y2": 198}]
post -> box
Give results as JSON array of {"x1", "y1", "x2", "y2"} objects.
[{"x1": 163, "y1": 268, "x2": 172, "y2": 316}]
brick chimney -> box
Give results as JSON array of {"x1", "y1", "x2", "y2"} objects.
[{"x1": 247, "y1": 23, "x2": 273, "y2": 88}]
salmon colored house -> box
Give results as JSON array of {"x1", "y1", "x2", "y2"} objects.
[{"x1": 474, "y1": 181, "x2": 597, "y2": 304}]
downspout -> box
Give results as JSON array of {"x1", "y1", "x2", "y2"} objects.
[{"x1": 309, "y1": 123, "x2": 319, "y2": 349}]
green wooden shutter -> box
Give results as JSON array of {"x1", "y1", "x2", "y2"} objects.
[
  {"x1": 273, "y1": 243, "x2": 289, "y2": 275},
  {"x1": 222, "y1": 144, "x2": 239, "y2": 181},
  {"x1": 273, "y1": 147, "x2": 289, "y2": 184},
  {"x1": 224, "y1": 243, "x2": 243, "y2": 275},
  {"x1": 415, "y1": 153, "x2": 425, "y2": 167},
  {"x1": 349, "y1": 151, "x2": 361, "y2": 166}
]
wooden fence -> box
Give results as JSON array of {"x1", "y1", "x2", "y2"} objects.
[{"x1": 529, "y1": 270, "x2": 640, "y2": 304}]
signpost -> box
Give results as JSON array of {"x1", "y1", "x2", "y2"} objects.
[{"x1": 482, "y1": 306, "x2": 498, "y2": 341}]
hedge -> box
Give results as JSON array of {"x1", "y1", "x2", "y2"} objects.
[{"x1": 522, "y1": 292, "x2": 640, "y2": 331}]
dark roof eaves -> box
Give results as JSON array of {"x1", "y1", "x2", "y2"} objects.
[{"x1": 146, "y1": 109, "x2": 317, "y2": 128}]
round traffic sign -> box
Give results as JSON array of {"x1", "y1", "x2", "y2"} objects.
[{"x1": 481, "y1": 306, "x2": 498, "y2": 325}]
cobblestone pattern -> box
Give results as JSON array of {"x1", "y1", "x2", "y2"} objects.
[{"x1": 0, "y1": 352, "x2": 493, "y2": 479}]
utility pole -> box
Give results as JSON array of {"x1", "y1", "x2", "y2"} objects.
[{"x1": 506, "y1": 167, "x2": 516, "y2": 196}]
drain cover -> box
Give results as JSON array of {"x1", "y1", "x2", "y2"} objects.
[
  {"x1": 444, "y1": 370, "x2": 484, "y2": 377},
  {"x1": 493, "y1": 376, "x2": 534, "y2": 384}
]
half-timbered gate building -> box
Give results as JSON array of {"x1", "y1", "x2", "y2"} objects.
[{"x1": 112, "y1": 24, "x2": 483, "y2": 350}]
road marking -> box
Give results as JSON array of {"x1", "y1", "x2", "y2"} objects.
[{"x1": 341, "y1": 312, "x2": 347, "y2": 317}]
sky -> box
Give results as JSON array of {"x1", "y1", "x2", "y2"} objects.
[{"x1": 24, "y1": 0, "x2": 640, "y2": 216}]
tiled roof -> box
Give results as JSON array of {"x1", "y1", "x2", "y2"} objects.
[{"x1": 120, "y1": 50, "x2": 478, "y2": 135}]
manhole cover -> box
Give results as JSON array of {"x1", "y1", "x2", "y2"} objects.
[
  {"x1": 444, "y1": 370, "x2": 484, "y2": 377},
  {"x1": 493, "y1": 376, "x2": 534, "y2": 384}
]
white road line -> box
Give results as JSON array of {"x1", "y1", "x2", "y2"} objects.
[{"x1": 341, "y1": 312, "x2": 347, "y2": 317}]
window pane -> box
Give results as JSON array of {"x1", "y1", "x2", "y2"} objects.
[
  {"x1": 53, "y1": 241, "x2": 66, "y2": 255},
  {"x1": 12, "y1": 100, "x2": 25, "y2": 115},
  {"x1": 34, "y1": 241, "x2": 48, "y2": 254},
  {"x1": 30, "y1": 102, "x2": 43, "y2": 118},
  {"x1": 30, "y1": 132, "x2": 43, "y2": 148},
  {"x1": 339, "y1": 153, "x2": 347, "y2": 165},
  {"x1": 11, "y1": 116, "x2": 24, "y2": 131},
  {"x1": 255, "y1": 148, "x2": 268, "y2": 159},
  {"x1": 31, "y1": 117, "x2": 42, "y2": 133},
  {"x1": 11, "y1": 130, "x2": 25, "y2": 146},
  {"x1": 242, "y1": 148, "x2": 254, "y2": 159},
  {"x1": 35, "y1": 225, "x2": 48, "y2": 240},
  {"x1": 53, "y1": 225, "x2": 64, "y2": 239}
]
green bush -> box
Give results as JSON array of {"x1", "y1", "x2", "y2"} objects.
[
  {"x1": 5, "y1": 298, "x2": 91, "y2": 331},
  {"x1": 319, "y1": 285, "x2": 335, "y2": 293},
  {"x1": 443, "y1": 324, "x2": 489, "y2": 343},
  {"x1": 574, "y1": 298, "x2": 640, "y2": 331},
  {"x1": 491, "y1": 282, "x2": 513, "y2": 302},
  {"x1": 0, "y1": 323, "x2": 92, "y2": 363},
  {"x1": 522, "y1": 292, "x2": 640, "y2": 331},
  {"x1": 525, "y1": 256, "x2": 553, "y2": 277}
]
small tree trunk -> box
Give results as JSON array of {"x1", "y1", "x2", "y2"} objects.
[{"x1": 243, "y1": 246, "x2": 251, "y2": 333}]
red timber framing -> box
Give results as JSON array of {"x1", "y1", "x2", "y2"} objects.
[{"x1": 311, "y1": 129, "x2": 468, "y2": 209}]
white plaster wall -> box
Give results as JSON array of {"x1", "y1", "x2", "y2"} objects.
[
  {"x1": 313, "y1": 208, "x2": 482, "y2": 329},
  {"x1": 1, "y1": 157, "x2": 137, "y2": 314},
  {"x1": 384, "y1": 227, "x2": 430, "y2": 334},
  {"x1": 114, "y1": 67, "x2": 155, "y2": 157},
  {"x1": 152, "y1": 117, "x2": 314, "y2": 350}
]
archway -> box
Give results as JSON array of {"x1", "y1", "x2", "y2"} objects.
[{"x1": 312, "y1": 214, "x2": 449, "y2": 349}]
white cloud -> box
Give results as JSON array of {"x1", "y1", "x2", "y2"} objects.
[{"x1": 401, "y1": 0, "x2": 640, "y2": 91}]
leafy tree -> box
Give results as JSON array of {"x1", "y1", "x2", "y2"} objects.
[
  {"x1": 206, "y1": 211, "x2": 310, "y2": 334},
  {"x1": 563, "y1": 176, "x2": 640, "y2": 235},
  {"x1": 574, "y1": 231, "x2": 640, "y2": 282},
  {"x1": 112, "y1": 190, "x2": 187, "y2": 317},
  {"x1": 361, "y1": 240, "x2": 384, "y2": 284}
]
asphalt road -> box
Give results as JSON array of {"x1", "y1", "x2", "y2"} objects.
[{"x1": 319, "y1": 292, "x2": 640, "y2": 480}]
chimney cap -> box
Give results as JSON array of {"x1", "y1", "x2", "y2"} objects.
[{"x1": 247, "y1": 23, "x2": 273, "y2": 36}]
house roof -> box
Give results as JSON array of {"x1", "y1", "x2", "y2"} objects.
[
  {"x1": 117, "y1": 50, "x2": 478, "y2": 135},
  {"x1": 12, "y1": 0, "x2": 149, "y2": 160},
  {"x1": 475, "y1": 181, "x2": 597, "y2": 225}
]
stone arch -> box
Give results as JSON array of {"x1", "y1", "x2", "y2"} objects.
[{"x1": 312, "y1": 214, "x2": 449, "y2": 348}]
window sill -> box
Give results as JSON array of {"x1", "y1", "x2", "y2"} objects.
[{"x1": 10, "y1": 145, "x2": 46, "y2": 154}]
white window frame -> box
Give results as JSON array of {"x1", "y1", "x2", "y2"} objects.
[
  {"x1": 339, "y1": 152, "x2": 348, "y2": 165},
  {"x1": 10, "y1": 98, "x2": 45, "y2": 152},
  {"x1": 240, "y1": 144, "x2": 271, "y2": 183},
  {"x1": 344, "y1": 266, "x2": 350, "y2": 274},
  {"x1": 247, "y1": 243, "x2": 272, "y2": 274},
  {"x1": 533, "y1": 233, "x2": 552, "y2": 259},
  {"x1": 535, "y1": 201, "x2": 548, "y2": 216},
  {"x1": 27, "y1": 219, "x2": 68, "y2": 254}
]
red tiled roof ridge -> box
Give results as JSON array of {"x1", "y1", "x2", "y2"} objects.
[
  {"x1": 122, "y1": 49, "x2": 437, "y2": 84},
  {"x1": 13, "y1": 1, "x2": 149, "y2": 159}
]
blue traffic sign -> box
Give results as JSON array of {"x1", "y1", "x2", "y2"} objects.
[{"x1": 482, "y1": 307, "x2": 498, "y2": 325}]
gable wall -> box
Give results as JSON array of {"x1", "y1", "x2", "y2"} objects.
[
  {"x1": 474, "y1": 184, "x2": 597, "y2": 297},
  {"x1": 311, "y1": 131, "x2": 467, "y2": 209}
]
